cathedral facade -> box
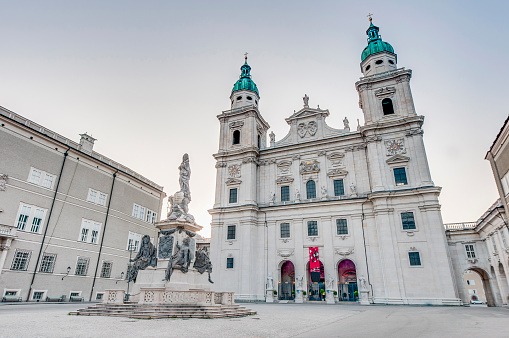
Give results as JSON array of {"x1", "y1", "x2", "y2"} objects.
[{"x1": 209, "y1": 20, "x2": 461, "y2": 305}]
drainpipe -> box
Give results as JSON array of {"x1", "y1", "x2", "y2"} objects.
[
  {"x1": 27, "y1": 146, "x2": 70, "y2": 301},
  {"x1": 89, "y1": 170, "x2": 117, "y2": 302}
]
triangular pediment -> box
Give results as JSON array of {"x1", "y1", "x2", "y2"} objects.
[
  {"x1": 386, "y1": 155, "x2": 410, "y2": 164},
  {"x1": 286, "y1": 107, "x2": 330, "y2": 123}
]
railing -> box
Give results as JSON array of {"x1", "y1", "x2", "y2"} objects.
[
  {"x1": 443, "y1": 222, "x2": 477, "y2": 231},
  {"x1": 0, "y1": 224, "x2": 17, "y2": 237}
]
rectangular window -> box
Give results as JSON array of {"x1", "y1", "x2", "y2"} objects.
[
  {"x1": 394, "y1": 168, "x2": 408, "y2": 186},
  {"x1": 333, "y1": 179, "x2": 345, "y2": 196},
  {"x1": 280, "y1": 223, "x2": 290, "y2": 238},
  {"x1": 11, "y1": 250, "x2": 31, "y2": 271},
  {"x1": 229, "y1": 188, "x2": 238, "y2": 203},
  {"x1": 96, "y1": 293, "x2": 104, "y2": 300},
  {"x1": 70, "y1": 292, "x2": 80, "y2": 298},
  {"x1": 409, "y1": 252, "x2": 421, "y2": 266},
  {"x1": 30, "y1": 209, "x2": 44, "y2": 233},
  {"x1": 100, "y1": 261, "x2": 112, "y2": 278},
  {"x1": 40, "y1": 254, "x2": 56, "y2": 273},
  {"x1": 307, "y1": 221, "x2": 318, "y2": 237},
  {"x1": 226, "y1": 257, "x2": 234, "y2": 269},
  {"x1": 33, "y1": 292, "x2": 44, "y2": 300},
  {"x1": 87, "y1": 188, "x2": 108, "y2": 206},
  {"x1": 336, "y1": 219, "x2": 348, "y2": 235},
  {"x1": 465, "y1": 244, "x2": 476, "y2": 259},
  {"x1": 132, "y1": 204, "x2": 139, "y2": 218},
  {"x1": 281, "y1": 186, "x2": 290, "y2": 202},
  {"x1": 127, "y1": 232, "x2": 141, "y2": 251},
  {"x1": 15, "y1": 203, "x2": 47, "y2": 233},
  {"x1": 227, "y1": 225, "x2": 236, "y2": 240},
  {"x1": 75, "y1": 257, "x2": 89, "y2": 276},
  {"x1": 492, "y1": 237, "x2": 498, "y2": 252},
  {"x1": 401, "y1": 212, "x2": 416, "y2": 230},
  {"x1": 28, "y1": 167, "x2": 56, "y2": 189},
  {"x1": 146, "y1": 210, "x2": 153, "y2": 223},
  {"x1": 78, "y1": 219, "x2": 101, "y2": 244},
  {"x1": 139, "y1": 206, "x2": 145, "y2": 220},
  {"x1": 151, "y1": 212, "x2": 157, "y2": 224}
]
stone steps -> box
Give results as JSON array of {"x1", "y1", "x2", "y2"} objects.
[{"x1": 71, "y1": 303, "x2": 256, "y2": 319}]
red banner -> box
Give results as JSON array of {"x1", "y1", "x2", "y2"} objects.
[{"x1": 309, "y1": 247, "x2": 320, "y2": 282}]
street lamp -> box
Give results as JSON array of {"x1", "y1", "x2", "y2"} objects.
[
  {"x1": 116, "y1": 272, "x2": 124, "y2": 284},
  {"x1": 61, "y1": 266, "x2": 71, "y2": 280},
  {"x1": 125, "y1": 243, "x2": 135, "y2": 302}
]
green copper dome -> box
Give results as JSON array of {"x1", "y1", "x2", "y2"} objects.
[
  {"x1": 231, "y1": 59, "x2": 259, "y2": 96},
  {"x1": 361, "y1": 21, "x2": 396, "y2": 62}
]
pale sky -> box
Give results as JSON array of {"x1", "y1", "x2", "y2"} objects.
[{"x1": 0, "y1": 1, "x2": 506, "y2": 237}]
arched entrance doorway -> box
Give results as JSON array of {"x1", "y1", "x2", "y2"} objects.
[
  {"x1": 337, "y1": 259, "x2": 357, "y2": 301},
  {"x1": 279, "y1": 261, "x2": 295, "y2": 300},
  {"x1": 466, "y1": 267, "x2": 497, "y2": 307},
  {"x1": 306, "y1": 260, "x2": 325, "y2": 301},
  {"x1": 463, "y1": 269, "x2": 487, "y2": 304}
]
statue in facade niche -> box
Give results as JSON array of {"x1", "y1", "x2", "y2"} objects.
[
  {"x1": 266, "y1": 273, "x2": 274, "y2": 290},
  {"x1": 127, "y1": 235, "x2": 157, "y2": 282},
  {"x1": 193, "y1": 247, "x2": 214, "y2": 283},
  {"x1": 358, "y1": 275, "x2": 368, "y2": 291},
  {"x1": 295, "y1": 275, "x2": 303, "y2": 289},
  {"x1": 295, "y1": 189, "x2": 301, "y2": 200},
  {"x1": 321, "y1": 186, "x2": 327, "y2": 196},
  {"x1": 326, "y1": 274, "x2": 334, "y2": 290}
]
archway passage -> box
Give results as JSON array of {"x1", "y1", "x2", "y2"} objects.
[
  {"x1": 463, "y1": 269, "x2": 487, "y2": 305},
  {"x1": 307, "y1": 260, "x2": 325, "y2": 301},
  {"x1": 279, "y1": 261, "x2": 295, "y2": 300},
  {"x1": 467, "y1": 268, "x2": 496, "y2": 307},
  {"x1": 338, "y1": 259, "x2": 357, "y2": 301}
]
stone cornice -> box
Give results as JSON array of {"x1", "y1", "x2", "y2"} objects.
[
  {"x1": 360, "y1": 115, "x2": 424, "y2": 135},
  {"x1": 217, "y1": 105, "x2": 270, "y2": 131},
  {"x1": 213, "y1": 147, "x2": 259, "y2": 160},
  {"x1": 355, "y1": 68, "x2": 412, "y2": 90}
]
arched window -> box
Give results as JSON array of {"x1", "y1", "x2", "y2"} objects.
[
  {"x1": 257, "y1": 135, "x2": 261, "y2": 148},
  {"x1": 306, "y1": 180, "x2": 316, "y2": 199},
  {"x1": 382, "y1": 98, "x2": 394, "y2": 115},
  {"x1": 232, "y1": 130, "x2": 241, "y2": 145}
]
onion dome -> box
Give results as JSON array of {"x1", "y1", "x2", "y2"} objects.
[
  {"x1": 361, "y1": 18, "x2": 396, "y2": 62},
  {"x1": 231, "y1": 55, "x2": 259, "y2": 96}
]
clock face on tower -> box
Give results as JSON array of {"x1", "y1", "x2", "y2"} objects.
[{"x1": 385, "y1": 138, "x2": 406, "y2": 156}]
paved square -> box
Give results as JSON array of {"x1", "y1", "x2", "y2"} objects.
[{"x1": 0, "y1": 303, "x2": 508, "y2": 337}]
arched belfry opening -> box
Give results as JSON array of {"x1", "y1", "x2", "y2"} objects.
[
  {"x1": 382, "y1": 98, "x2": 394, "y2": 115},
  {"x1": 232, "y1": 130, "x2": 240, "y2": 145}
]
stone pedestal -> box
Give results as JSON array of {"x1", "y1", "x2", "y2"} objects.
[
  {"x1": 326, "y1": 290, "x2": 335, "y2": 304},
  {"x1": 295, "y1": 290, "x2": 303, "y2": 304},
  {"x1": 266, "y1": 290, "x2": 274, "y2": 303},
  {"x1": 359, "y1": 290, "x2": 370, "y2": 305},
  {"x1": 103, "y1": 289, "x2": 125, "y2": 304}
]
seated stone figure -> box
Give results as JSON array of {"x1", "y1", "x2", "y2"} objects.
[
  {"x1": 193, "y1": 247, "x2": 213, "y2": 284},
  {"x1": 164, "y1": 237, "x2": 192, "y2": 282},
  {"x1": 127, "y1": 235, "x2": 157, "y2": 282}
]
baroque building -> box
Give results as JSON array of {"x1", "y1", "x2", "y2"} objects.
[
  {"x1": 0, "y1": 106, "x2": 165, "y2": 302},
  {"x1": 209, "y1": 19, "x2": 461, "y2": 305},
  {"x1": 445, "y1": 115, "x2": 509, "y2": 307}
]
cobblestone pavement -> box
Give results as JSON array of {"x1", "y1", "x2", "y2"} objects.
[{"x1": 0, "y1": 302, "x2": 507, "y2": 338}]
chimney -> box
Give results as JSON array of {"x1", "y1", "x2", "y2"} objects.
[{"x1": 79, "y1": 133, "x2": 96, "y2": 152}]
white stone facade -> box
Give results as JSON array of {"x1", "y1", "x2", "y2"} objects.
[{"x1": 209, "y1": 27, "x2": 460, "y2": 305}]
